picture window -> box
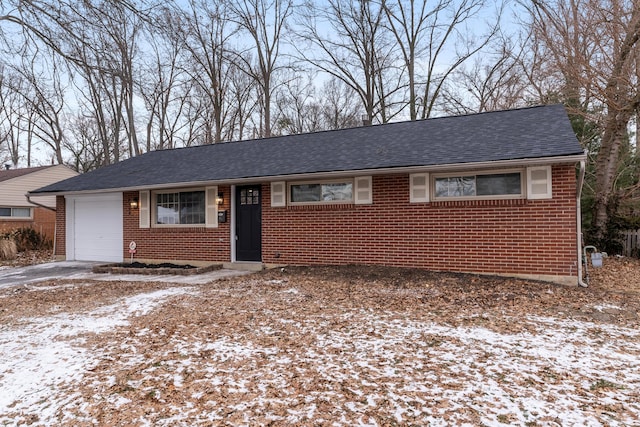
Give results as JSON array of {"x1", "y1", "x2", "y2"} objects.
[
  {"x1": 289, "y1": 181, "x2": 353, "y2": 204},
  {"x1": 155, "y1": 191, "x2": 205, "y2": 225},
  {"x1": 434, "y1": 172, "x2": 522, "y2": 199}
]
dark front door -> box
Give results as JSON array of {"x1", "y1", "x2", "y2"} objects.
[{"x1": 236, "y1": 185, "x2": 262, "y2": 261}]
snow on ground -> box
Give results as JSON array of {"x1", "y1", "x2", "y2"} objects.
[
  {"x1": 0, "y1": 286, "x2": 196, "y2": 424},
  {"x1": 0, "y1": 273, "x2": 639, "y2": 426}
]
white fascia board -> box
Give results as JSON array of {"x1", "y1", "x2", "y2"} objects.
[{"x1": 28, "y1": 154, "x2": 587, "y2": 196}]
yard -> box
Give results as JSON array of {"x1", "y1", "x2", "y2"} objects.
[{"x1": 0, "y1": 258, "x2": 639, "y2": 426}]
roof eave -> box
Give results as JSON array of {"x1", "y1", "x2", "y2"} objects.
[{"x1": 28, "y1": 153, "x2": 587, "y2": 196}]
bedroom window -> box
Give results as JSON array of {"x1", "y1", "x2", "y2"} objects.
[
  {"x1": 0, "y1": 207, "x2": 31, "y2": 218},
  {"x1": 434, "y1": 171, "x2": 523, "y2": 199},
  {"x1": 155, "y1": 190, "x2": 205, "y2": 225},
  {"x1": 289, "y1": 180, "x2": 353, "y2": 204}
]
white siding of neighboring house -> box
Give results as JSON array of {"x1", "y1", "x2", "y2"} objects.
[{"x1": 0, "y1": 165, "x2": 78, "y2": 208}]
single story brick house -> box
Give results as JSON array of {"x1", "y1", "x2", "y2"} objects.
[
  {"x1": 30, "y1": 105, "x2": 587, "y2": 284},
  {"x1": 0, "y1": 165, "x2": 78, "y2": 241}
]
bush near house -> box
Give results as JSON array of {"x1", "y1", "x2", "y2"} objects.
[
  {"x1": 0, "y1": 239, "x2": 17, "y2": 260},
  {"x1": 1, "y1": 227, "x2": 52, "y2": 252}
]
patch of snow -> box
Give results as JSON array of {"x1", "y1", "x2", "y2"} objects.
[
  {"x1": 591, "y1": 303, "x2": 622, "y2": 312},
  {"x1": 0, "y1": 286, "x2": 197, "y2": 424}
]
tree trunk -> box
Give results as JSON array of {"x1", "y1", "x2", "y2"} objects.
[{"x1": 592, "y1": 107, "x2": 632, "y2": 236}]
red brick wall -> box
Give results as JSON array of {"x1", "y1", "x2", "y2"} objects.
[
  {"x1": 122, "y1": 189, "x2": 231, "y2": 262},
  {"x1": 56, "y1": 164, "x2": 578, "y2": 279},
  {"x1": 262, "y1": 164, "x2": 579, "y2": 279},
  {"x1": 55, "y1": 196, "x2": 66, "y2": 257},
  {"x1": 0, "y1": 207, "x2": 56, "y2": 241}
]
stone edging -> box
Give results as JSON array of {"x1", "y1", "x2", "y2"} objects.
[{"x1": 92, "y1": 263, "x2": 223, "y2": 276}]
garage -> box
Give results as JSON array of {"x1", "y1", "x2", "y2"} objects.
[{"x1": 66, "y1": 193, "x2": 123, "y2": 262}]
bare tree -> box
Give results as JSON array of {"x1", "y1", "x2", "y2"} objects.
[
  {"x1": 0, "y1": 66, "x2": 26, "y2": 166},
  {"x1": 274, "y1": 75, "x2": 323, "y2": 135},
  {"x1": 175, "y1": 0, "x2": 241, "y2": 144},
  {"x1": 527, "y1": 0, "x2": 640, "y2": 244},
  {"x1": 138, "y1": 7, "x2": 193, "y2": 151},
  {"x1": 229, "y1": 0, "x2": 293, "y2": 138},
  {"x1": 319, "y1": 78, "x2": 361, "y2": 129},
  {"x1": 7, "y1": 55, "x2": 68, "y2": 164},
  {"x1": 440, "y1": 35, "x2": 528, "y2": 114},
  {"x1": 295, "y1": 0, "x2": 400, "y2": 124},
  {"x1": 65, "y1": 115, "x2": 106, "y2": 172},
  {"x1": 227, "y1": 63, "x2": 259, "y2": 141},
  {"x1": 381, "y1": 0, "x2": 502, "y2": 119}
]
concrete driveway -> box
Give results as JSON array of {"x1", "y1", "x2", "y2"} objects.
[{"x1": 0, "y1": 261, "x2": 251, "y2": 289}]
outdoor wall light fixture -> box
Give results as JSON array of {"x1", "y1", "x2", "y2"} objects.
[
  {"x1": 130, "y1": 197, "x2": 139, "y2": 209},
  {"x1": 216, "y1": 192, "x2": 224, "y2": 205}
]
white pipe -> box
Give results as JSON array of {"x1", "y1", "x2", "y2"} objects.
[{"x1": 576, "y1": 158, "x2": 588, "y2": 287}]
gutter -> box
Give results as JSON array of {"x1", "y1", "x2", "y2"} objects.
[
  {"x1": 26, "y1": 194, "x2": 56, "y2": 212},
  {"x1": 576, "y1": 156, "x2": 588, "y2": 287},
  {"x1": 25, "y1": 194, "x2": 58, "y2": 262},
  {"x1": 28, "y1": 153, "x2": 588, "y2": 197}
]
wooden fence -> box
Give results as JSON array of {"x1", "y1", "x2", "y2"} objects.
[{"x1": 623, "y1": 229, "x2": 640, "y2": 257}]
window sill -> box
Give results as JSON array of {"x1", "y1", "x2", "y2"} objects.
[
  {"x1": 286, "y1": 203, "x2": 355, "y2": 211},
  {"x1": 428, "y1": 199, "x2": 528, "y2": 207}
]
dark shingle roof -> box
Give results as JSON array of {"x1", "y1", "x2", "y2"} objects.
[{"x1": 32, "y1": 105, "x2": 583, "y2": 194}]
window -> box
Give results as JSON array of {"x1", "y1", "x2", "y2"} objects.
[
  {"x1": 155, "y1": 190, "x2": 205, "y2": 225},
  {"x1": 289, "y1": 180, "x2": 353, "y2": 204},
  {"x1": 434, "y1": 172, "x2": 522, "y2": 199},
  {"x1": 0, "y1": 207, "x2": 31, "y2": 218},
  {"x1": 240, "y1": 187, "x2": 260, "y2": 205}
]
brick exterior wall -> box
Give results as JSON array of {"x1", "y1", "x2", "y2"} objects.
[
  {"x1": 54, "y1": 196, "x2": 66, "y2": 257},
  {"x1": 122, "y1": 189, "x2": 231, "y2": 263},
  {"x1": 0, "y1": 207, "x2": 56, "y2": 241},
  {"x1": 55, "y1": 164, "x2": 579, "y2": 281},
  {"x1": 262, "y1": 164, "x2": 579, "y2": 280}
]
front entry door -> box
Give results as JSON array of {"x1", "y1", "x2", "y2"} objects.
[{"x1": 236, "y1": 185, "x2": 262, "y2": 261}]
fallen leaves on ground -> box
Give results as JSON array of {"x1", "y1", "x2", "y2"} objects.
[
  {"x1": 0, "y1": 258, "x2": 638, "y2": 426},
  {"x1": 0, "y1": 249, "x2": 54, "y2": 268}
]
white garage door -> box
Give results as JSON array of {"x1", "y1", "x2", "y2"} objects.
[{"x1": 66, "y1": 193, "x2": 123, "y2": 262}]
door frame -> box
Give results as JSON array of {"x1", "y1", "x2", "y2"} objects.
[{"x1": 230, "y1": 184, "x2": 237, "y2": 262}]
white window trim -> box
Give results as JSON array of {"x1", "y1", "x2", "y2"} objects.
[
  {"x1": 288, "y1": 178, "x2": 355, "y2": 206},
  {"x1": 431, "y1": 169, "x2": 526, "y2": 201},
  {"x1": 0, "y1": 207, "x2": 33, "y2": 219},
  {"x1": 151, "y1": 187, "x2": 215, "y2": 228}
]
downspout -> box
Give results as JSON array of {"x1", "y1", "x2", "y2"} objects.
[
  {"x1": 576, "y1": 158, "x2": 588, "y2": 287},
  {"x1": 26, "y1": 194, "x2": 58, "y2": 259},
  {"x1": 26, "y1": 194, "x2": 56, "y2": 212}
]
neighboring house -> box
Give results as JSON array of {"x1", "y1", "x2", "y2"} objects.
[
  {"x1": 0, "y1": 165, "x2": 78, "y2": 241},
  {"x1": 30, "y1": 105, "x2": 587, "y2": 285}
]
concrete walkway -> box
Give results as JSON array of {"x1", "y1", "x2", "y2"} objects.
[{"x1": 0, "y1": 261, "x2": 252, "y2": 289}]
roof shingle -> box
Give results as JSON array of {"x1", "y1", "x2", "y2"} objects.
[{"x1": 32, "y1": 105, "x2": 584, "y2": 194}]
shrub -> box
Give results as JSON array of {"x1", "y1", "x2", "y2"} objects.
[
  {"x1": 1, "y1": 227, "x2": 52, "y2": 252},
  {"x1": 0, "y1": 239, "x2": 17, "y2": 260}
]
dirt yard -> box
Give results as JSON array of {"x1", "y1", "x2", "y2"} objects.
[{"x1": 0, "y1": 258, "x2": 639, "y2": 426}]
